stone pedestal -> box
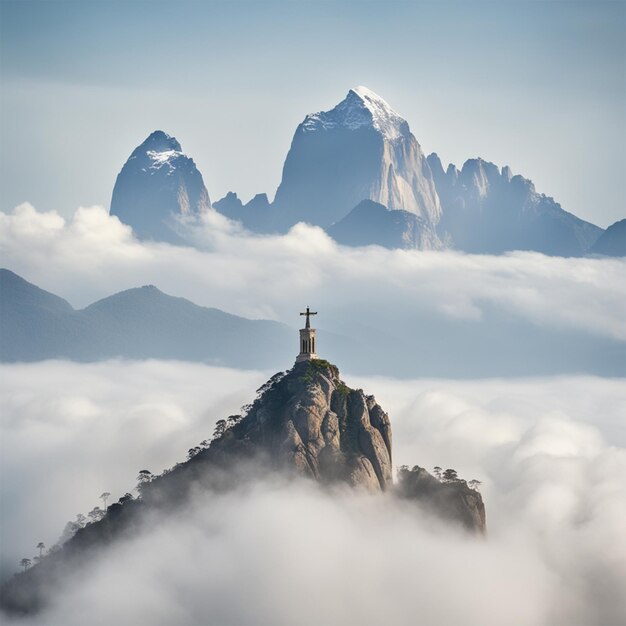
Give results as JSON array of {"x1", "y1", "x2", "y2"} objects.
[{"x1": 296, "y1": 326, "x2": 317, "y2": 362}]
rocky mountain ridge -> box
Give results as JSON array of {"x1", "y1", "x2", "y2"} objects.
[
  {"x1": 107, "y1": 89, "x2": 612, "y2": 256},
  {"x1": 427, "y1": 153, "x2": 602, "y2": 256},
  {"x1": 0, "y1": 268, "x2": 292, "y2": 368}
]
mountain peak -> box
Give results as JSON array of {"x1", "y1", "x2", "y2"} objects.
[
  {"x1": 132, "y1": 131, "x2": 184, "y2": 170},
  {"x1": 207, "y1": 358, "x2": 394, "y2": 491},
  {"x1": 110, "y1": 129, "x2": 211, "y2": 242},
  {"x1": 352, "y1": 84, "x2": 382, "y2": 99},
  {"x1": 139, "y1": 130, "x2": 182, "y2": 153},
  {"x1": 301, "y1": 86, "x2": 409, "y2": 140}
]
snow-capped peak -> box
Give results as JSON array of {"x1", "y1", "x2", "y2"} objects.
[
  {"x1": 301, "y1": 86, "x2": 409, "y2": 140},
  {"x1": 127, "y1": 131, "x2": 186, "y2": 175},
  {"x1": 141, "y1": 130, "x2": 182, "y2": 152}
]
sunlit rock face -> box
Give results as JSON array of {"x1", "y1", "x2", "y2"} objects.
[
  {"x1": 110, "y1": 130, "x2": 211, "y2": 242},
  {"x1": 427, "y1": 153, "x2": 603, "y2": 256},
  {"x1": 272, "y1": 87, "x2": 441, "y2": 231},
  {"x1": 224, "y1": 360, "x2": 394, "y2": 491}
]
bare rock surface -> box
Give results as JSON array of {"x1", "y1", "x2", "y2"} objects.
[{"x1": 217, "y1": 360, "x2": 394, "y2": 491}]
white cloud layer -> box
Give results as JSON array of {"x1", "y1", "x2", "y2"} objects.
[
  {"x1": 1, "y1": 203, "x2": 625, "y2": 342},
  {"x1": 1, "y1": 360, "x2": 625, "y2": 625}
]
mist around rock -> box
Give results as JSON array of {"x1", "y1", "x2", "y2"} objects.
[{"x1": 1, "y1": 360, "x2": 625, "y2": 625}]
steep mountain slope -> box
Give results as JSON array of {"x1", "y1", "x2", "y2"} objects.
[
  {"x1": 427, "y1": 154, "x2": 603, "y2": 256},
  {"x1": 0, "y1": 269, "x2": 90, "y2": 360},
  {"x1": 327, "y1": 199, "x2": 443, "y2": 250},
  {"x1": 110, "y1": 131, "x2": 211, "y2": 242},
  {"x1": 0, "y1": 270, "x2": 292, "y2": 369},
  {"x1": 589, "y1": 218, "x2": 626, "y2": 257},
  {"x1": 0, "y1": 359, "x2": 485, "y2": 616},
  {"x1": 271, "y1": 86, "x2": 441, "y2": 231}
]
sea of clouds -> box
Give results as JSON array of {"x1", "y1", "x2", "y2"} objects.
[
  {"x1": 1, "y1": 203, "x2": 624, "y2": 341},
  {"x1": 1, "y1": 203, "x2": 625, "y2": 624},
  {"x1": 1, "y1": 360, "x2": 625, "y2": 625},
  {"x1": 2, "y1": 202, "x2": 625, "y2": 378}
]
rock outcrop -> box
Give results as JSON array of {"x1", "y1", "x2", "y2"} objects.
[
  {"x1": 110, "y1": 130, "x2": 211, "y2": 242},
  {"x1": 212, "y1": 360, "x2": 393, "y2": 491},
  {"x1": 396, "y1": 466, "x2": 486, "y2": 533}
]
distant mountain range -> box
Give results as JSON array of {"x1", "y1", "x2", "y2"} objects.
[
  {"x1": 109, "y1": 87, "x2": 624, "y2": 256},
  {"x1": 2, "y1": 269, "x2": 623, "y2": 378},
  {"x1": 0, "y1": 269, "x2": 292, "y2": 368}
]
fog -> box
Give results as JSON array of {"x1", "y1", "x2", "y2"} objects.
[
  {"x1": 2, "y1": 203, "x2": 625, "y2": 377},
  {"x1": 1, "y1": 360, "x2": 625, "y2": 625},
  {"x1": 1, "y1": 203, "x2": 624, "y2": 339}
]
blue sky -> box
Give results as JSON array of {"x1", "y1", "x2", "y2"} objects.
[{"x1": 1, "y1": 0, "x2": 624, "y2": 227}]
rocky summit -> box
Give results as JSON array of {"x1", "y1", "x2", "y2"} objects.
[
  {"x1": 212, "y1": 359, "x2": 393, "y2": 491},
  {"x1": 271, "y1": 86, "x2": 442, "y2": 232},
  {"x1": 110, "y1": 130, "x2": 211, "y2": 242}
]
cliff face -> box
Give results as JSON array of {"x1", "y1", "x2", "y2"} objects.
[
  {"x1": 215, "y1": 360, "x2": 393, "y2": 491},
  {"x1": 272, "y1": 87, "x2": 441, "y2": 232}
]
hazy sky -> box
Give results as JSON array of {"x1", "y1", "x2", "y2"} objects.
[{"x1": 0, "y1": 0, "x2": 624, "y2": 227}]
